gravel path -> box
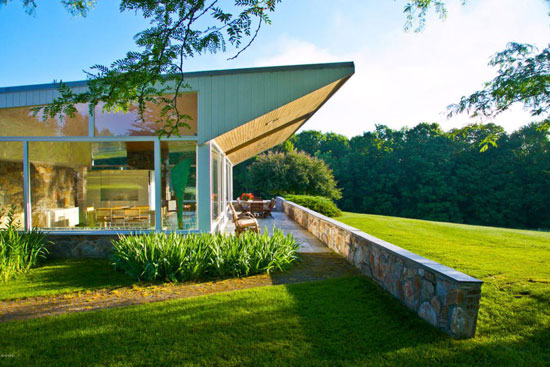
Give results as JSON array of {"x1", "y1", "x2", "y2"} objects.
[{"x1": 0, "y1": 252, "x2": 359, "y2": 323}]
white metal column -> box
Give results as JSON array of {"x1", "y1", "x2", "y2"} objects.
[
  {"x1": 22, "y1": 140, "x2": 31, "y2": 231},
  {"x1": 88, "y1": 104, "x2": 95, "y2": 137},
  {"x1": 197, "y1": 142, "x2": 212, "y2": 232},
  {"x1": 154, "y1": 139, "x2": 162, "y2": 232}
]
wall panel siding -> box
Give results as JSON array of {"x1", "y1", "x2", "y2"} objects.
[{"x1": 0, "y1": 63, "x2": 354, "y2": 144}]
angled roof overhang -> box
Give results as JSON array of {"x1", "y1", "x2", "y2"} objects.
[
  {"x1": 0, "y1": 61, "x2": 354, "y2": 165},
  {"x1": 205, "y1": 62, "x2": 354, "y2": 164}
]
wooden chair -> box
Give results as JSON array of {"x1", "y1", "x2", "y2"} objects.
[
  {"x1": 111, "y1": 209, "x2": 126, "y2": 227},
  {"x1": 261, "y1": 198, "x2": 276, "y2": 218},
  {"x1": 124, "y1": 208, "x2": 150, "y2": 228},
  {"x1": 95, "y1": 208, "x2": 112, "y2": 228},
  {"x1": 229, "y1": 202, "x2": 259, "y2": 236},
  {"x1": 250, "y1": 200, "x2": 265, "y2": 218},
  {"x1": 236, "y1": 198, "x2": 248, "y2": 212}
]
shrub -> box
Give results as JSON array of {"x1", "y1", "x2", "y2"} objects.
[
  {"x1": 284, "y1": 195, "x2": 342, "y2": 217},
  {"x1": 247, "y1": 150, "x2": 342, "y2": 200},
  {"x1": 0, "y1": 205, "x2": 49, "y2": 282},
  {"x1": 110, "y1": 229, "x2": 300, "y2": 282}
]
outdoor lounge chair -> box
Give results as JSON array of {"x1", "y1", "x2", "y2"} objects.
[{"x1": 229, "y1": 202, "x2": 260, "y2": 236}]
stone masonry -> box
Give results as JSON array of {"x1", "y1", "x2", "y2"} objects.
[
  {"x1": 46, "y1": 234, "x2": 117, "y2": 258},
  {"x1": 276, "y1": 197, "x2": 483, "y2": 339}
]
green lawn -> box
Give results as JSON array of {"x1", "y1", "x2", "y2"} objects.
[
  {"x1": 0, "y1": 214, "x2": 548, "y2": 366},
  {"x1": 338, "y1": 213, "x2": 550, "y2": 356},
  {"x1": 0, "y1": 259, "x2": 137, "y2": 300}
]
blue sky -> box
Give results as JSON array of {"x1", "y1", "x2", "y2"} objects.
[{"x1": 1, "y1": 0, "x2": 549, "y2": 136}]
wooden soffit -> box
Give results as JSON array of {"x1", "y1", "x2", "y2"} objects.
[{"x1": 214, "y1": 76, "x2": 350, "y2": 165}]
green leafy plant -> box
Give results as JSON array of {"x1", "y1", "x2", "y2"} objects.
[
  {"x1": 0, "y1": 205, "x2": 49, "y2": 282},
  {"x1": 247, "y1": 150, "x2": 342, "y2": 201},
  {"x1": 284, "y1": 195, "x2": 342, "y2": 218},
  {"x1": 110, "y1": 229, "x2": 299, "y2": 282}
]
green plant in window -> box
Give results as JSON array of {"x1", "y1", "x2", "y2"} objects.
[{"x1": 170, "y1": 158, "x2": 192, "y2": 230}]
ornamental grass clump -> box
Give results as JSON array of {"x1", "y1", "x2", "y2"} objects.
[
  {"x1": 110, "y1": 229, "x2": 300, "y2": 282},
  {"x1": 0, "y1": 205, "x2": 49, "y2": 282}
]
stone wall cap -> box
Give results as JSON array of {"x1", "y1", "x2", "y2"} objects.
[
  {"x1": 280, "y1": 196, "x2": 483, "y2": 285},
  {"x1": 353, "y1": 230, "x2": 482, "y2": 284},
  {"x1": 279, "y1": 197, "x2": 359, "y2": 232}
]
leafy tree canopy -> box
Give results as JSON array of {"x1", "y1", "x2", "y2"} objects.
[
  {"x1": 1, "y1": 0, "x2": 454, "y2": 135},
  {"x1": 234, "y1": 124, "x2": 550, "y2": 229},
  {"x1": 449, "y1": 42, "x2": 550, "y2": 134},
  {"x1": 1, "y1": 0, "x2": 282, "y2": 136}
]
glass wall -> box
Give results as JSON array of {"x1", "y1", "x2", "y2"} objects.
[
  {"x1": 210, "y1": 146, "x2": 231, "y2": 223},
  {"x1": 211, "y1": 146, "x2": 222, "y2": 221},
  {"x1": 225, "y1": 159, "x2": 232, "y2": 203},
  {"x1": 161, "y1": 141, "x2": 197, "y2": 230},
  {"x1": 0, "y1": 105, "x2": 89, "y2": 136},
  {"x1": 0, "y1": 142, "x2": 24, "y2": 229},
  {"x1": 0, "y1": 91, "x2": 201, "y2": 232},
  {"x1": 29, "y1": 141, "x2": 156, "y2": 230},
  {"x1": 95, "y1": 93, "x2": 198, "y2": 137}
]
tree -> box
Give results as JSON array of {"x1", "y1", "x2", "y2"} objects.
[
  {"x1": 449, "y1": 43, "x2": 550, "y2": 133},
  {"x1": 246, "y1": 150, "x2": 342, "y2": 200},
  {"x1": 1, "y1": 0, "x2": 456, "y2": 134},
  {"x1": 2, "y1": 0, "x2": 282, "y2": 136}
]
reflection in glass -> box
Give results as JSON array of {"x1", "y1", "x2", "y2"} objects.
[
  {"x1": 0, "y1": 142, "x2": 24, "y2": 229},
  {"x1": 211, "y1": 148, "x2": 219, "y2": 221},
  {"x1": 161, "y1": 142, "x2": 197, "y2": 230},
  {"x1": 226, "y1": 160, "x2": 232, "y2": 203},
  {"x1": 29, "y1": 141, "x2": 155, "y2": 230},
  {"x1": 94, "y1": 93, "x2": 198, "y2": 137},
  {"x1": 0, "y1": 104, "x2": 89, "y2": 136},
  {"x1": 211, "y1": 146, "x2": 225, "y2": 221}
]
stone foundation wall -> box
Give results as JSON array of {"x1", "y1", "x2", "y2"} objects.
[
  {"x1": 276, "y1": 197, "x2": 483, "y2": 339},
  {"x1": 47, "y1": 234, "x2": 117, "y2": 258}
]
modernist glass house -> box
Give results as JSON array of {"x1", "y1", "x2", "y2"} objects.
[{"x1": 0, "y1": 62, "x2": 354, "y2": 235}]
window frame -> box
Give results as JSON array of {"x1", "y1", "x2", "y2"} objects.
[{"x1": 0, "y1": 135, "x2": 199, "y2": 235}]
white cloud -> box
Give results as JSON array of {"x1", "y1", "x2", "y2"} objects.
[
  {"x1": 251, "y1": 0, "x2": 550, "y2": 137},
  {"x1": 253, "y1": 38, "x2": 345, "y2": 66}
]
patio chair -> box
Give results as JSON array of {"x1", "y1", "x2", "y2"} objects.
[
  {"x1": 261, "y1": 198, "x2": 276, "y2": 218},
  {"x1": 236, "y1": 198, "x2": 249, "y2": 212},
  {"x1": 250, "y1": 200, "x2": 265, "y2": 218},
  {"x1": 228, "y1": 202, "x2": 260, "y2": 236}
]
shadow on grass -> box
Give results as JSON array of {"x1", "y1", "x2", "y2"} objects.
[
  {"x1": 0, "y1": 277, "x2": 438, "y2": 366},
  {"x1": 281, "y1": 276, "x2": 550, "y2": 366},
  {"x1": 1, "y1": 255, "x2": 548, "y2": 367},
  {"x1": 0, "y1": 276, "x2": 547, "y2": 366},
  {"x1": 0, "y1": 259, "x2": 137, "y2": 300}
]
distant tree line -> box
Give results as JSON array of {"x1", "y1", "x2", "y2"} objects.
[{"x1": 234, "y1": 122, "x2": 550, "y2": 230}]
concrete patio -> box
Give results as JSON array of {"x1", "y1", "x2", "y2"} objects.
[{"x1": 224, "y1": 212, "x2": 331, "y2": 253}]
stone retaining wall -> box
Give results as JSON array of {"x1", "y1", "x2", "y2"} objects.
[
  {"x1": 47, "y1": 234, "x2": 117, "y2": 258},
  {"x1": 276, "y1": 197, "x2": 483, "y2": 339}
]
